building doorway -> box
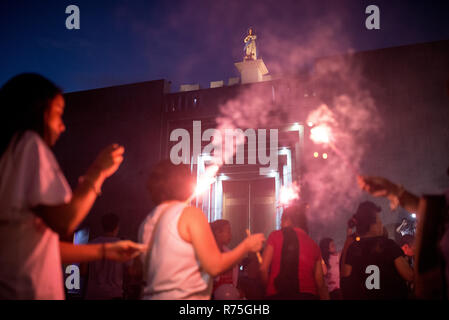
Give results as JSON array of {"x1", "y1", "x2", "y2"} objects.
[{"x1": 222, "y1": 178, "x2": 276, "y2": 249}]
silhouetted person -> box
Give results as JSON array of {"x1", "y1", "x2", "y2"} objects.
[
  {"x1": 84, "y1": 213, "x2": 131, "y2": 299},
  {"x1": 341, "y1": 201, "x2": 413, "y2": 300},
  {"x1": 237, "y1": 254, "x2": 265, "y2": 300}
]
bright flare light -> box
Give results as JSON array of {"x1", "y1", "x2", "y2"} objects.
[
  {"x1": 310, "y1": 125, "x2": 331, "y2": 144},
  {"x1": 194, "y1": 165, "x2": 219, "y2": 196},
  {"x1": 313, "y1": 152, "x2": 319, "y2": 158},
  {"x1": 291, "y1": 122, "x2": 301, "y2": 131},
  {"x1": 322, "y1": 153, "x2": 328, "y2": 159},
  {"x1": 280, "y1": 183, "x2": 300, "y2": 206}
]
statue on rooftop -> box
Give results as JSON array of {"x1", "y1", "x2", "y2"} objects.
[{"x1": 243, "y1": 27, "x2": 257, "y2": 61}]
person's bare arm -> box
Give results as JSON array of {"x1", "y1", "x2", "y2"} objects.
[
  {"x1": 394, "y1": 256, "x2": 414, "y2": 282},
  {"x1": 399, "y1": 191, "x2": 420, "y2": 213},
  {"x1": 183, "y1": 207, "x2": 264, "y2": 277},
  {"x1": 314, "y1": 259, "x2": 330, "y2": 300},
  {"x1": 260, "y1": 244, "x2": 274, "y2": 287},
  {"x1": 59, "y1": 240, "x2": 146, "y2": 264},
  {"x1": 321, "y1": 259, "x2": 328, "y2": 276},
  {"x1": 341, "y1": 264, "x2": 352, "y2": 278},
  {"x1": 33, "y1": 145, "x2": 124, "y2": 238}
]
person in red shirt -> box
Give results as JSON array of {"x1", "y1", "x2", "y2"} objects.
[{"x1": 260, "y1": 205, "x2": 329, "y2": 300}]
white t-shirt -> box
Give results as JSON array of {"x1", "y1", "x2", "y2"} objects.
[{"x1": 0, "y1": 131, "x2": 72, "y2": 299}]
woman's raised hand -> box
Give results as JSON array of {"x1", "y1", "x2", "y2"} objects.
[
  {"x1": 92, "y1": 144, "x2": 125, "y2": 178},
  {"x1": 357, "y1": 175, "x2": 400, "y2": 198},
  {"x1": 357, "y1": 175, "x2": 403, "y2": 210}
]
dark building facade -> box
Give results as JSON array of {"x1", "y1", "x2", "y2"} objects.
[{"x1": 57, "y1": 80, "x2": 169, "y2": 240}]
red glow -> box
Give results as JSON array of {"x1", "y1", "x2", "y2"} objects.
[{"x1": 280, "y1": 183, "x2": 300, "y2": 206}]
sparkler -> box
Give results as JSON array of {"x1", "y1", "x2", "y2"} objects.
[
  {"x1": 310, "y1": 125, "x2": 332, "y2": 144},
  {"x1": 245, "y1": 229, "x2": 263, "y2": 264},
  {"x1": 187, "y1": 164, "x2": 219, "y2": 203},
  {"x1": 279, "y1": 182, "x2": 300, "y2": 207}
]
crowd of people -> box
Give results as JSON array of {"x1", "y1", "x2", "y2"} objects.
[{"x1": 0, "y1": 73, "x2": 448, "y2": 300}]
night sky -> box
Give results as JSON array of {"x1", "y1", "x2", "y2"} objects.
[{"x1": 1, "y1": 0, "x2": 449, "y2": 93}]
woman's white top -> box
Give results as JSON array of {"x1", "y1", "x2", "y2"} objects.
[
  {"x1": 0, "y1": 131, "x2": 72, "y2": 299},
  {"x1": 140, "y1": 201, "x2": 212, "y2": 300}
]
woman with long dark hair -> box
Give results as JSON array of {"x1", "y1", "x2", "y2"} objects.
[
  {"x1": 260, "y1": 205, "x2": 329, "y2": 299},
  {"x1": 0, "y1": 73, "x2": 145, "y2": 299}
]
